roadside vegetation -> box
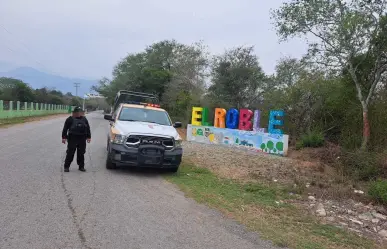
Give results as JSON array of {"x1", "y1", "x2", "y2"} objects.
[
  {"x1": 166, "y1": 160, "x2": 380, "y2": 249},
  {"x1": 0, "y1": 77, "x2": 110, "y2": 124},
  {"x1": 93, "y1": 0, "x2": 386, "y2": 246},
  {"x1": 4, "y1": 0, "x2": 387, "y2": 247},
  {"x1": 92, "y1": 0, "x2": 387, "y2": 208}
]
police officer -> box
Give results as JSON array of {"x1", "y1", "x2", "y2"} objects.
[{"x1": 61, "y1": 106, "x2": 91, "y2": 172}]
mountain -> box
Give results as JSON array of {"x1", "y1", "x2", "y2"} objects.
[{"x1": 0, "y1": 67, "x2": 99, "y2": 97}]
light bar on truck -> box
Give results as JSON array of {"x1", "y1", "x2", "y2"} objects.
[{"x1": 124, "y1": 101, "x2": 160, "y2": 108}]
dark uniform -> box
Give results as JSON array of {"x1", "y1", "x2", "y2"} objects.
[{"x1": 61, "y1": 107, "x2": 91, "y2": 172}]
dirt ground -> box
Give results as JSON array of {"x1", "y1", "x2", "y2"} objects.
[
  {"x1": 177, "y1": 128, "x2": 361, "y2": 201},
  {"x1": 177, "y1": 128, "x2": 387, "y2": 244}
]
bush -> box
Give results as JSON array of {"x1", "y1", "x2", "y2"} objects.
[
  {"x1": 368, "y1": 179, "x2": 387, "y2": 205},
  {"x1": 296, "y1": 130, "x2": 325, "y2": 150},
  {"x1": 339, "y1": 150, "x2": 383, "y2": 181}
]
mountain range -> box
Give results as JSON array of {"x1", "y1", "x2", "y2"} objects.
[{"x1": 0, "y1": 66, "x2": 99, "y2": 97}]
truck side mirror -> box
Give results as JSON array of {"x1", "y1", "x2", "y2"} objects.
[
  {"x1": 104, "y1": 114, "x2": 113, "y2": 121},
  {"x1": 173, "y1": 122, "x2": 182, "y2": 128}
]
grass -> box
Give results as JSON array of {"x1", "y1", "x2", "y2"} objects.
[
  {"x1": 165, "y1": 161, "x2": 380, "y2": 249},
  {"x1": 0, "y1": 113, "x2": 68, "y2": 127}
]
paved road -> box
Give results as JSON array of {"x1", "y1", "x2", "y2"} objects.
[{"x1": 0, "y1": 112, "x2": 280, "y2": 249}]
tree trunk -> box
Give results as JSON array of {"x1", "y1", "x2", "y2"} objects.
[{"x1": 361, "y1": 107, "x2": 370, "y2": 150}]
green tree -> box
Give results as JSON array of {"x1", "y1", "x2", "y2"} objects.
[
  {"x1": 160, "y1": 41, "x2": 209, "y2": 122},
  {"x1": 0, "y1": 77, "x2": 35, "y2": 102},
  {"x1": 271, "y1": 0, "x2": 387, "y2": 149},
  {"x1": 92, "y1": 40, "x2": 209, "y2": 123},
  {"x1": 208, "y1": 45, "x2": 268, "y2": 109},
  {"x1": 270, "y1": 56, "x2": 306, "y2": 89}
]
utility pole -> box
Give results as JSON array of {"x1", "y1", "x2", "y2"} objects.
[
  {"x1": 74, "y1": 82, "x2": 80, "y2": 97},
  {"x1": 83, "y1": 93, "x2": 88, "y2": 111}
]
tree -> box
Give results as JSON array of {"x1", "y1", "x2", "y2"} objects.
[
  {"x1": 0, "y1": 77, "x2": 35, "y2": 102},
  {"x1": 0, "y1": 77, "x2": 81, "y2": 106},
  {"x1": 208, "y1": 45, "x2": 268, "y2": 109},
  {"x1": 91, "y1": 77, "x2": 115, "y2": 104},
  {"x1": 270, "y1": 56, "x2": 306, "y2": 89},
  {"x1": 92, "y1": 45, "x2": 172, "y2": 103},
  {"x1": 92, "y1": 40, "x2": 209, "y2": 122},
  {"x1": 160, "y1": 41, "x2": 209, "y2": 121},
  {"x1": 271, "y1": 0, "x2": 387, "y2": 149}
]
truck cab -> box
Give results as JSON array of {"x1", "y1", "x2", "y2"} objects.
[{"x1": 103, "y1": 91, "x2": 183, "y2": 172}]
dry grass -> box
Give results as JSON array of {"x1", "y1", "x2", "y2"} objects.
[
  {"x1": 166, "y1": 160, "x2": 380, "y2": 249},
  {"x1": 182, "y1": 141, "x2": 373, "y2": 203}
]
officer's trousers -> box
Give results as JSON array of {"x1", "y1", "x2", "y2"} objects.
[{"x1": 64, "y1": 135, "x2": 87, "y2": 169}]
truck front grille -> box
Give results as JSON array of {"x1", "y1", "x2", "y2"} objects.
[{"x1": 125, "y1": 135, "x2": 174, "y2": 149}]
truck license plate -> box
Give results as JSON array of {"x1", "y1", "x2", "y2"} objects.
[{"x1": 145, "y1": 158, "x2": 158, "y2": 164}]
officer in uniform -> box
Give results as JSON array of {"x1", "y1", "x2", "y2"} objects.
[{"x1": 61, "y1": 106, "x2": 91, "y2": 172}]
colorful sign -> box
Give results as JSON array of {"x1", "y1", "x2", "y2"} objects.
[
  {"x1": 191, "y1": 107, "x2": 285, "y2": 134},
  {"x1": 187, "y1": 107, "x2": 289, "y2": 156}
]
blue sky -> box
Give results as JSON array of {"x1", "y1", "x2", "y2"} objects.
[{"x1": 0, "y1": 0, "x2": 307, "y2": 80}]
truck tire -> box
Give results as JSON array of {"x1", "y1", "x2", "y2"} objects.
[{"x1": 106, "y1": 155, "x2": 117, "y2": 169}]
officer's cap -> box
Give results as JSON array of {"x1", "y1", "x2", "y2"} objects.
[{"x1": 73, "y1": 106, "x2": 83, "y2": 113}]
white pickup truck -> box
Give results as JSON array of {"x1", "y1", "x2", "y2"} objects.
[{"x1": 103, "y1": 91, "x2": 183, "y2": 172}]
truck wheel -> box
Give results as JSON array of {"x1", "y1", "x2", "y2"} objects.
[{"x1": 106, "y1": 156, "x2": 117, "y2": 169}]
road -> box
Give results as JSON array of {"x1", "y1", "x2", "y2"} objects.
[{"x1": 0, "y1": 112, "x2": 280, "y2": 249}]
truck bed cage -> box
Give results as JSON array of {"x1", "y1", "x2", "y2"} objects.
[{"x1": 112, "y1": 90, "x2": 159, "y2": 112}]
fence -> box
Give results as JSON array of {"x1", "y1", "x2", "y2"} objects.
[{"x1": 0, "y1": 100, "x2": 73, "y2": 119}]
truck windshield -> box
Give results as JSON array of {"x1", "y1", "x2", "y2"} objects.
[{"x1": 118, "y1": 107, "x2": 171, "y2": 126}]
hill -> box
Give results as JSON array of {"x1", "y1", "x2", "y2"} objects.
[{"x1": 0, "y1": 67, "x2": 98, "y2": 97}]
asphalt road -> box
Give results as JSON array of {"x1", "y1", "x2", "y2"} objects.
[{"x1": 0, "y1": 112, "x2": 281, "y2": 249}]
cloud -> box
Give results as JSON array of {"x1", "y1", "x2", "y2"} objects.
[{"x1": 0, "y1": 0, "x2": 307, "y2": 79}]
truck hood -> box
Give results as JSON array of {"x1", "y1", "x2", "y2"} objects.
[{"x1": 114, "y1": 120, "x2": 181, "y2": 140}]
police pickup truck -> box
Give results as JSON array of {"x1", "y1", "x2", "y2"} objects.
[{"x1": 104, "y1": 91, "x2": 183, "y2": 172}]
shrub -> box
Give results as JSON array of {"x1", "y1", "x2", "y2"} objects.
[
  {"x1": 339, "y1": 150, "x2": 383, "y2": 181},
  {"x1": 368, "y1": 179, "x2": 387, "y2": 205},
  {"x1": 296, "y1": 130, "x2": 325, "y2": 150}
]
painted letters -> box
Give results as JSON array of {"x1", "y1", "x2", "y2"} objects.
[
  {"x1": 214, "y1": 108, "x2": 226, "y2": 128},
  {"x1": 238, "y1": 109, "x2": 253, "y2": 131},
  {"x1": 191, "y1": 107, "x2": 285, "y2": 133},
  {"x1": 268, "y1": 110, "x2": 284, "y2": 134},
  {"x1": 191, "y1": 107, "x2": 203, "y2": 126},
  {"x1": 226, "y1": 108, "x2": 239, "y2": 129},
  {"x1": 188, "y1": 107, "x2": 288, "y2": 156},
  {"x1": 202, "y1": 107, "x2": 211, "y2": 126}
]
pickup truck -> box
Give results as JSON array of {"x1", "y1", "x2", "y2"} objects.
[{"x1": 104, "y1": 91, "x2": 183, "y2": 172}]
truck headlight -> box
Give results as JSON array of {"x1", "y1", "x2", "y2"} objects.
[
  {"x1": 174, "y1": 139, "x2": 183, "y2": 148},
  {"x1": 111, "y1": 134, "x2": 126, "y2": 144}
]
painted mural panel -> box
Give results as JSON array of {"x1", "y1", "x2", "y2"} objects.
[{"x1": 187, "y1": 124, "x2": 289, "y2": 156}]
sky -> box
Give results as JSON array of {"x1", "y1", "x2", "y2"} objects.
[{"x1": 0, "y1": 0, "x2": 307, "y2": 80}]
